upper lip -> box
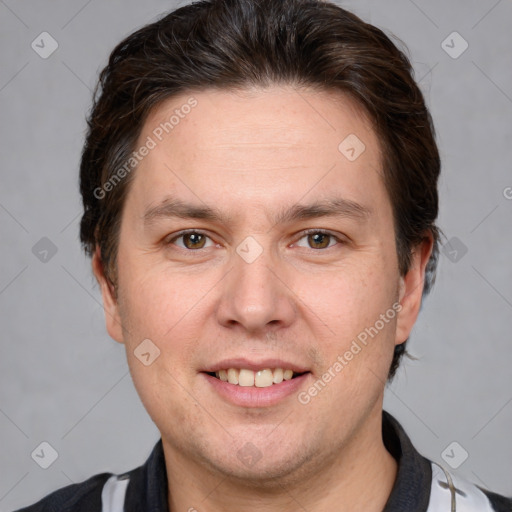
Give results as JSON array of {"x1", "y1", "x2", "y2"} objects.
[{"x1": 203, "y1": 358, "x2": 310, "y2": 373}]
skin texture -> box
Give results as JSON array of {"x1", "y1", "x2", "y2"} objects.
[{"x1": 93, "y1": 85, "x2": 433, "y2": 511}]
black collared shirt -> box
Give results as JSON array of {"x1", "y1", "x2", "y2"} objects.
[{"x1": 15, "y1": 411, "x2": 511, "y2": 511}]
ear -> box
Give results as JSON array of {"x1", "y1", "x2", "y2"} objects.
[
  {"x1": 92, "y1": 247, "x2": 124, "y2": 344},
  {"x1": 395, "y1": 234, "x2": 434, "y2": 345}
]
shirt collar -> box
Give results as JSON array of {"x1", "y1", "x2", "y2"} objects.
[
  {"x1": 125, "y1": 410, "x2": 432, "y2": 511},
  {"x1": 123, "y1": 436, "x2": 169, "y2": 511},
  {"x1": 382, "y1": 410, "x2": 432, "y2": 511}
]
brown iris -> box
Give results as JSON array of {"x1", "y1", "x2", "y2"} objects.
[
  {"x1": 307, "y1": 232, "x2": 331, "y2": 249},
  {"x1": 182, "y1": 232, "x2": 207, "y2": 249}
]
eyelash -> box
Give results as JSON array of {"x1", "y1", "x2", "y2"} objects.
[{"x1": 166, "y1": 229, "x2": 345, "y2": 252}]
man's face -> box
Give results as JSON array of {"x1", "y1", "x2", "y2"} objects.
[{"x1": 96, "y1": 86, "x2": 426, "y2": 483}]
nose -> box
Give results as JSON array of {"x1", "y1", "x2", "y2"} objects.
[{"x1": 216, "y1": 240, "x2": 297, "y2": 334}]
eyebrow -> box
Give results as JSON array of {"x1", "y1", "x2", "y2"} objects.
[{"x1": 143, "y1": 195, "x2": 371, "y2": 227}]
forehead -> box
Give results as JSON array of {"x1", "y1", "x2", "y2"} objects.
[
  {"x1": 129, "y1": 85, "x2": 386, "y2": 218},
  {"x1": 145, "y1": 85, "x2": 377, "y2": 154}
]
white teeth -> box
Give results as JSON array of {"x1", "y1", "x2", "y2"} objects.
[
  {"x1": 212, "y1": 368, "x2": 302, "y2": 387},
  {"x1": 239, "y1": 369, "x2": 255, "y2": 387},
  {"x1": 227, "y1": 368, "x2": 239, "y2": 385},
  {"x1": 283, "y1": 369, "x2": 293, "y2": 381},
  {"x1": 255, "y1": 369, "x2": 273, "y2": 388},
  {"x1": 272, "y1": 368, "x2": 284, "y2": 384}
]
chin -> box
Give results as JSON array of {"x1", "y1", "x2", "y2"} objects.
[{"x1": 199, "y1": 439, "x2": 317, "y2": 488}]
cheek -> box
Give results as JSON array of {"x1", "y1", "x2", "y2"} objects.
[
  {"x1": 127, "y1": 355, "x2": 210, "y2": 446},
  {"x1": 114, "y1": 271, "x2": 207, "y2": 421},
  {"x1": 294, "y1": 260, "x2": 399, "y2": 391},
  {"x1": 298, "y1": 264, "x2": 396, "y2": 336},
  {"x1": 116, "y1": 269, "x2": 208, "y2": 429},
  {"x1": 117, "y1": 256, "x2": 207, "y2": 344}
]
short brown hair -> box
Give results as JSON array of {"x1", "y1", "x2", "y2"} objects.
[{"x1": 79, "y1": 0, "x2": 441, "y2": 380}]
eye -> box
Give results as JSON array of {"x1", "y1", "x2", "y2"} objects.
[
  {"x1": 294, "y1": 230, "x2": 342, "y2": 250},
  {"x1": 166, "y1": 229, "x2": 343, "y2": 252},
  {"x1": 167, "y1": 230, "x2": 214, "y2": 250}
]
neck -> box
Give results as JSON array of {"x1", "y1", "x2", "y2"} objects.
[{"x1": 163, "y1": 406, "x2": 397, "y2": 512}]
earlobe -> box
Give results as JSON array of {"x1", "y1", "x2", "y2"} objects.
[
  {"x1": 395, "y1": 235, "x2": 434, "y2": 345},
  {"x1": 91, "y1": 247, "x2": 124, "y2": 344}
]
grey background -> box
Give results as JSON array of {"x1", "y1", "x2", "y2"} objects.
[{"x1": 0, "y1": 0, "x2": 511, "y2": 509}]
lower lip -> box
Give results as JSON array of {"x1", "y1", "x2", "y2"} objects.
[{"x1": 202, "y1": 372, "x2": 310, "y2": 408}]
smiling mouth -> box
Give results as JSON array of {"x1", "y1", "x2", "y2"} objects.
[{"x1": 205, "y1": 368, "x2": 308, "y2": 388}]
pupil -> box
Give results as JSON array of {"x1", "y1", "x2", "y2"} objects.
[
  {"x1": 310, "y1": 233, "x2": 329, "y2": 249},
  {"x1": 186, "y1": 233, "x2": 204, "y2": 248}
]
